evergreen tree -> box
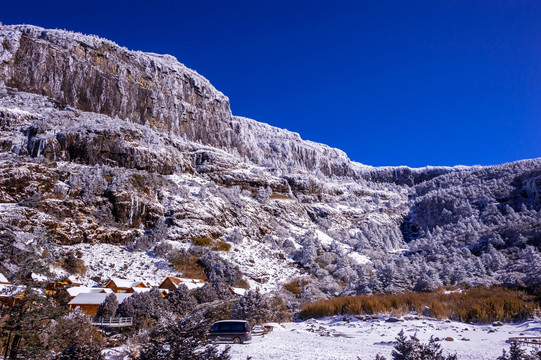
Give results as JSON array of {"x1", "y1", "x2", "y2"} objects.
[
  {"x1": 139, "y1": 316, "x2": 230, "y2": 360},
  {"x1": 96, "y1": 293, "x2": 119, "y2": 318},
  {"x1": 230, "y1": 291, "x2": 270, "y2": 325},
  {"x1": 390, "y1": 330, "x2": 457, "y2": 360},
  {"x1": 0, "y1": 287, "x2": 66, "y2": 360},
  {"x1": 117, "y1": 289, "x2": 165, "y2": 329},
  {"x1": 166, "y1": 284, "x2": 197, "y2": 316}
]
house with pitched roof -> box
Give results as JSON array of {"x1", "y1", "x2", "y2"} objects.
[
  {"x1": 68, "y1": 293, "x2": 133, "y2": 316},
  {"x1": 64, "y1": 287, "x2": 113, "y2": 300},
  {"x1": 158, "y1": 277, "x2": 205, "y2": 292},
  {"x1": 104, "y1": 278, "x2": 148, "y2": 293}
]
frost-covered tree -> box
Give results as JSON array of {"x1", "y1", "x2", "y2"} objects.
[
  {"x1": 131, "y1": 217, "x2": 168, "y2": 251},
  {"x1": 166, "y1": 284, "x2": 197, "y2": 316},
  {"x1": 96, "y1": 293, "x2": 118, "y2": 318},
  {"x1": 388, "y1": 330, "x2": 457, "y2": 360},
  {"x1": 53, "y1": 343, "x2": 104, "y2": 360},
  {"x1": 117, "y1": 289, "x2": 165, "y2": 329},
  {"x1": 497, "y1": 341, "x2": 541, "y2": 360},
  {"x1": 199, "y1": 252, "x2": 244, "y2": 286},
  {"x1": 139, "y1": 316, "x2": 230, "y2": 360},
  {"x1": 192, "y1": 283, "x2": 219, "y2": 304},
  {"x1": 47, "y1": 309, "x2": 104, "y2": 356},
  {"x1": 0, "y1": 287, "x2": 66, "y2": 360},
  {"x1": 230, "y1": 291, "x2": 271, "y2": 325}
]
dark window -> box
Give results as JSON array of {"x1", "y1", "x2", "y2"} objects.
[
  {"x1": 219, "y1": 324, "x2": 231, "y2": 331},
  {"x1": 231, "y1": 324, "x2": 244, "y2": 331}
]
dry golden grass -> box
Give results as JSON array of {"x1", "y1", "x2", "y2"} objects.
[
  {"x1": 211, "y1": 240, "x2": 231, "y2": 252},
  {"x1": 269, "y1": 193, "x2": 294, "y2": 200},
  {"x1": 191, "y1": 236, "x2": 213, "y2": 247},
  {"x1": 283, "y1": 277, "x2": 310, "y2": 296},
  {"x1": 300, "y1": 286, "x2": 538, "y2": 323},
  {"x1": 169, "y1": 253, "x2": 207, "y2": 281},
  {"x1": 192, "y1": 237, "x2": 231, "y2": 251}
]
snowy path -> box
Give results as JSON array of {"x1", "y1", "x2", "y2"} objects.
[{"x1": 223, "y1": 316, "x2": 541, "y2": 360}]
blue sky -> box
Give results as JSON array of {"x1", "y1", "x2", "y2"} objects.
[{"x1": 2, "y1": 1, "x2": 540, "y2": 167}]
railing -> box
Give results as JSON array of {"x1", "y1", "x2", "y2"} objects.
[
  {"x1": 91, "y1": 317, "x2": 133, "y2": 327},
  {"x1": 508, "y1": 337, "x2": 541, "y2": 347}
]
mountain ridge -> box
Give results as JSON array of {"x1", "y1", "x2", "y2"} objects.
[{"x1": 0, "y1": 23, "x2": 540, "y2": 297}]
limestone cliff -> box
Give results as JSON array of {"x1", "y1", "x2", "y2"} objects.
[{"x1": 0, "y1": 24, "x2": 540, "y2": 295}]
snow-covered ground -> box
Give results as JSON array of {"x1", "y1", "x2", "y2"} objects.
[
  {"x1": 65, "y1": 243, "x2": 178, "y2": 287},
  {"x1": 223, "y1": 316, "x2": 541, "y2": 360}
]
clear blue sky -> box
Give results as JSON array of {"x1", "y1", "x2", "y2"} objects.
[{"x1": 2, "y1": 1, "x2": 540, "y2": 167}]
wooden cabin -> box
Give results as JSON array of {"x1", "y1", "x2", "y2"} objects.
[
  {"x1": 158, "y1": 277, "x2": 205, "y2": 292},
  {"x1": 104, "y1": 278, "x2": 148, "y2": 293},
  {"x1": 68, "y1": 293, "x2": 133, "y2": 316},
  {"x1": 66, "y1": 276, "x2": 82, "y2": 287},
  {"x1": 64, "y1": 287, "x2": 112, "y2": 301}
]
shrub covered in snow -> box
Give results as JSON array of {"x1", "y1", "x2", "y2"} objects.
[
  {"x1": 497, "y1": 342, "x2": 541, "y2": 360},
  {"x1": 96, "y1": 293, "x2": 118, "y2": 318},
  {"x1": 166, "y1": 284, "x2": 198, "y2": 317},
  {"x1": 382, "y1": 329, "x2": 457, "y2": 360},
  {"x1": 230, "y1": 291, "x2": 271, "y2": 325},
  {"x1": 139, "y1": 315, "x2": 231, "y2": 360},
  {"x1": 117, "y1": 289, "x2": 165, "y2": 329},
  {"x1": 199, "y1": 251, "x2": 244, "y2": 286}
]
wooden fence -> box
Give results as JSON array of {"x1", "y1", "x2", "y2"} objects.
[
  {"x1": 91, "y1": 317, "x2": 133, "y2": 327},
  {"x1": 508, "y1": 337, "x2": 541, "y2": 348}
]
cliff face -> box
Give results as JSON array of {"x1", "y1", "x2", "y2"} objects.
[
  {"x1": 0, "y1": 24, "x2": 540, "y2": 295},
  {"x1": 1, "y1": 25, "x2": 232, "y2": 145},
  {"x1": 0, "y1": 25, "x2": 360, "y2": 178}
]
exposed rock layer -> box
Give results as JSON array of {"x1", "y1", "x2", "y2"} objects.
[{"x1": 0, "y1": 24, "x2": 540, "y2": 295}]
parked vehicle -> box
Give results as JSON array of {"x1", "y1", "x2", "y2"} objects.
[{"x1": 208, "y1": 320, "x2": 252, "y2": 344}]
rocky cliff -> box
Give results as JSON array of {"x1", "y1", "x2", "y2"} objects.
[
  {"x1": 0, "y1": 24, "x2": 540, "y2": 296},
  {"x1": 0, "y1": 25, "x2": 360, "y2": 179}
]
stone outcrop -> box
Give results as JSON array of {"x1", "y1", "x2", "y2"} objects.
[
  {"x1": 0, "y1": 24, "x2": 540, "y2": 294},
  {"x1": 0, "y1": 24, "x2": 365, "y2": 179}
]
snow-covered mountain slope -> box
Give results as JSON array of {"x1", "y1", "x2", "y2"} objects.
[{"x1": 0, "y1": 24, "x2": 540, "y2": 297}]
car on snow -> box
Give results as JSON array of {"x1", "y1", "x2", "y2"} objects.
[{"x1": 208, "y1": 320, "x2": 252, "y2": 344}]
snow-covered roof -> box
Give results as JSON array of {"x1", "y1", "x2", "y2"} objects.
[
  {"x1": 66, "y1": 287, "x2": 112, "y2": 297},
  {"x1": 67, "y1": 275, "x2": 82, "y2": 284},
  {"x1": 230, "y1": 287, "x2": 247, "y2": 296},
  {"x1": 0, "y1": 284, "x2": 25, "y2": 297},
  {"x1": 106, "y1": 278, "x2": 147, "y2": 289},
  {"x1": 0, "y1": 273, "x2": 9, "y2": 284},
  {"x1": 159, "y1": 277, "x2": 205, "y2": 290},
  {"x1": 68, "y1": 293, "x2": 132, "y2": 306},
  {"x1": 31, "y1": 273, "x2": 48, "y2": 282},
  {"x1": 130, "y1": 287, "x2": 151, "y2": 293}
]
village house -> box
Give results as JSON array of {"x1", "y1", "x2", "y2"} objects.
[
  {"x1": 158, "y1": 276, "x2": 205, "y2": 292},
  {"x1": 104, "y1": 278, "x2": 148, "y2": 293},
  {"x1": 64, "y1": 286, "x2": 113, "y2": 301},
  {"x1": 66, "y1": 275, "x2": 82, "y2": 287},
  {"x1": 45, "y1": 276, "x2": 83, "y2": 295},
  {"x1": 0, "y1": 273, "x2": 24, "y2": 306},
  {"x1": 68, "y1": 293, "x2": 133, "y2": 316}
]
